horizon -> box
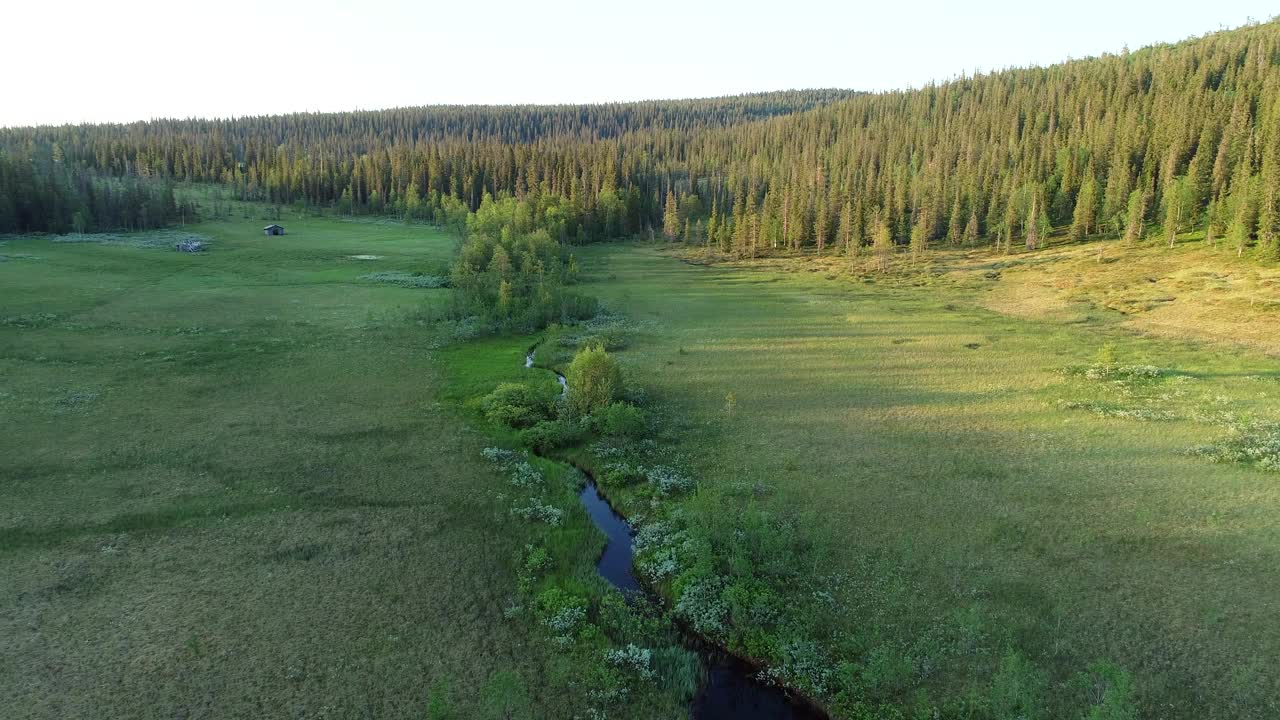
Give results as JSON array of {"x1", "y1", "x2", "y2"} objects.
[{"x1": 3, "y1": 0, "x2": 1276, "y2": 129}]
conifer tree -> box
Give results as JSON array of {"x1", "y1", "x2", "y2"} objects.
[
  {"x1": 871, "y1": 209, "x2": 893, "y2": 272},
  {"x1": 662, "y1": 189, "x2": 680, "y2": 240},
  {"x1": 813, "y1": 194, "x2": 830, "y2": 256},
  {"x1": 1122, "y1": 189, "x2": 1148, "y2": 252},
  {"x1": 1069, "y1": 175, "x2": 1099, "y2": 242},
  {"x1": 838, "y1": 201, "x2": 855, "y2": 254},
  {"x1": 1026, "y1": 193, "x2": 1043, "y2": 251},
  {"x1": 910, "y1": 208, "x2": 931, "y2": 260}
]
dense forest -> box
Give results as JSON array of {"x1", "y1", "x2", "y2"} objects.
[
  {"x1": 0, "y1": 148, "x2": 188, "y2": 234},
  {"x1": 2, "y1": 23, "x2": 1279, "y2": 259}
]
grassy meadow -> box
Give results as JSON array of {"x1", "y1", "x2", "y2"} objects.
[
  {"x1": 571, "y1": 241, "x2": 1280, "y2": 718},
  {"x1": 0, "y1": 216, "x2": 610, "y2": 718},
  {"x1": 6, "y1": 208, "x2": 1280, "y2": 719}
]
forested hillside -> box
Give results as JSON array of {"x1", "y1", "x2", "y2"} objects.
[{"x1": 2, "y1": 22, "x2": 1278, "y2": 258}]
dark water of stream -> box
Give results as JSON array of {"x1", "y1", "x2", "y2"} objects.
[
  {"x1": 694, "y1": 658, "x2": 823, "y2": 719},
  {"x1": 576, "y1": 449, "x2": 821, "y2": 720},
  {"x1": 577, "y1": 478, "x2": 642, "y2": 596},
  {"x1": 524, "y1": 349, "x2": 825, "y2": 720}
]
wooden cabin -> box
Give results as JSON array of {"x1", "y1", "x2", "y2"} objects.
[{"x1": 263, "y1": 224, "x2": 286, "y2": 236}]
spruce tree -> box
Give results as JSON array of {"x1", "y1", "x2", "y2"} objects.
[{"x1": 662, "y1": 189, "x2": 680, "y2": 240}]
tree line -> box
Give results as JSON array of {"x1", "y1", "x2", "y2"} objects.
[
  {"x1": 0, "y1": 145, "x2": 189, "y2": 234},
  {"x1": 2, "y1": 22, "x2": 1279, "y2": 259}
]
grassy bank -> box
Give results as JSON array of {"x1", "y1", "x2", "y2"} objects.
[{"x1": 571, "y1": 241, "x2": 1280, "y2": 718}]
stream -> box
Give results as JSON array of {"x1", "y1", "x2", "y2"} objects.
[{"x1": 524, "y1": 348, "x2": 825, "y2": 720}]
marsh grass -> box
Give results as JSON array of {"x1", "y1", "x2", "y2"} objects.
[
  {"x1": 438, "y1": 335, "x2": 692, "y2": 719},
  {"x1": 360, "y1": 270, "x2": 451, "y2": 288},
  {"x1": 44, "y1": 229, "x2": 214, "y2": 249},
  {"x1": 566, "y1": 241, "x2": 1280, "y2": 719},
  {"x1": 0, "y1": 216, "x2": 651, "y2": 718},
  {"x1": 1191, "y1": 421, "x2": 1280, "y2": 471}
]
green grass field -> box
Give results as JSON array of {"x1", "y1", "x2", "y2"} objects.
[
  {"x1": 0, "y1": 216, "x2": 604, "y2": 718},
  {"x1": 7, "y1": 213, "x2": 1280, "y2": 719},
  {"x1": 572, "y1": 242, "x2": 1280, "y2": 718}
]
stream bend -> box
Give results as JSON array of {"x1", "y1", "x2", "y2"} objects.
[{"x1": 522, "y1": 345, "x2": 827, "y2": 720}]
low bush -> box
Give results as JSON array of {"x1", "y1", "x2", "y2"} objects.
[
  {"x1": 481, "y1": 383, "x2": 553, "y2": 429},
  {"x1": 537, "y1": 588, "x2": 588, "y2": 644},
  {"x1": 360, "y1": 271, "x2": 450, "y2": 288},
  {"x1": 603, "y1": 644, "x2": 655, "y2": 681},
  {"x1": 646, "y1": 466, "x2": 695, "y2": 496},
  {"x1": 990, "y1": 650, "x2": 1048, "y2": 720},
  {"x1": 598, "y1": 401, "x2": 646, "y2": 438},
  {"x1": 599, "y1": 462, "x2": 647, "y2": 488},
  {"x1": 511, "y1": 497, "x2": 564, "y2": 526},
  {"x1": 50, "y1": 230, "x2": 213, "y2": 249},
  {"x1": 674, "y1": 577, "x2": 728, "y2": 636},
  {"x1": 1190, "y1": 421, "x2": 1280, "y2": 471},
  {"x1": 521, "y1": 418, "x2": 586, "y2": 453}
]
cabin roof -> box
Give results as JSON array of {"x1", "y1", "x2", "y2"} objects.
[{"x1": 263, "y1": 224, "x2": 284, "y2": 230}]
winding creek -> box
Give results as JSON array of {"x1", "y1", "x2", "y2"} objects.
[{"x1": 524, "y1": 347, "x2": 825, "y2": 720}]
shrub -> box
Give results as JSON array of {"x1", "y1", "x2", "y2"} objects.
[
  {"x1": 566, "y1": 345, "x2": 623, "y2": 418},
  {"x1": 481, "y1": 447, "x2": 544, "y2": 487},
  {"x1": 646, "y1": 465, "x2": 695, "y2": 495},
  {"x1": 634, "y1": 521, "x2": 686, "y2": 580},
  {"x1": 515, "y1": 544, "x2": 552, "y2": 594},
  {"x1": 51, "y1": 230, "x2": 213, "y2": 249},
  {"x1": 674, "y1": 577, "x2": 728, "y2": 636},
  {"x1": 603, "y1": 644, "x2": 655, "y2": 681},
  {"x1": 360, "y1": 271, "x2": 450, "y2": 288},
  {"x1": 599, "y1": 462, "x2": 647, "y2": 488},
  {"x1": 990, "y1": 650, "x2": 1048, "y2": 720},
  {"x1": 1082, "y1": 364, "x2": 1165, "y2": 382},
  {"x1": 598, "y1": 401, "x2": 646, "y2": 438},
  {"x1": 511, "y1": 497, "x2": 563, "y2": 526},
  {"x1": 537, "y1": 588, "x2": 588, "y2": 643},
  {"x1": 481, "y1": 383, "x2": 552, "y2": 429},
  {"x1": 520, "y1": 418, "x2": 585, "y2": 453},
  {"x1": 762, "y1": 639, "x2": 834, "y2": 695},
  {"x1": 1190, "y1": 421, "x2": 1280, "y2": 471}
]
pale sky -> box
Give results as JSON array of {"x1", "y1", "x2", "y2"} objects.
[{"x1": 3, "y1": 0, "x2": 1275, "y2": 128}]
